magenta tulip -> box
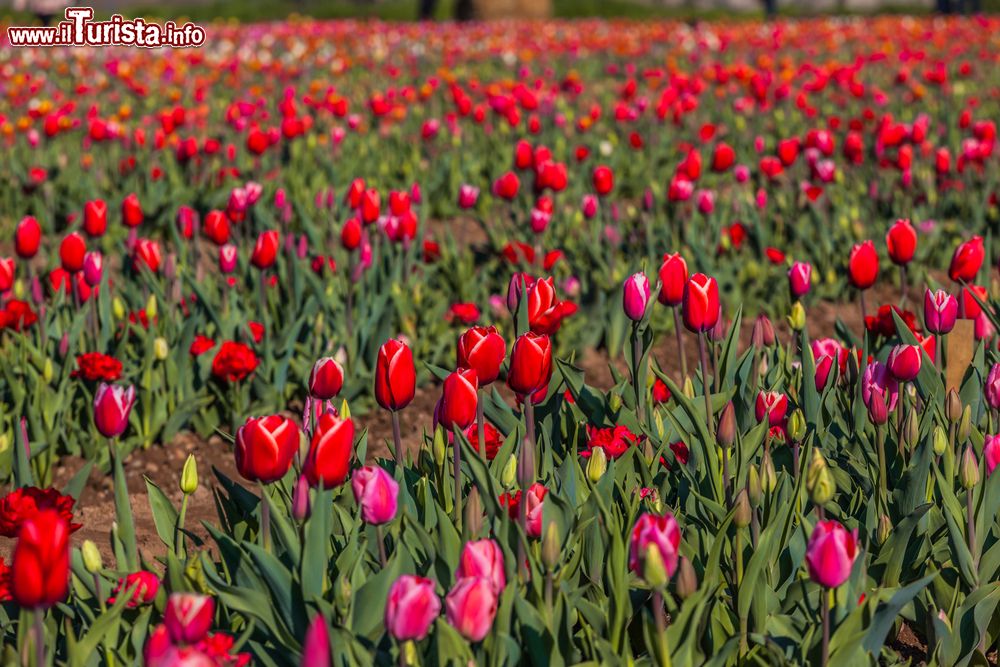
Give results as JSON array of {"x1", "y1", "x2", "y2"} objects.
[
  {"x1": 887, "y1": 344, "x2": 922, "y2": 382},
  {"x1": 445, "y1": 577, "x2": 498, "y2": 643},
  {"x1": 351, "y1": 465, "x2": 399, "y2": 525},
  {"x1": 788, "y1": 262, "x2": 812, "y2": 298},
  {"x1": 628, "y1": 512, "x2": 681, "y2": 578},
  {"x1": 385, "y1": 575, "x2": 440, "y2": 641},
  {"x1": 622, "y1": 272, "x2": 651, "y2": 322},
  {"x1": 93, "y1": 383, "x2": 136, "y2": 438},
  {"x1": 805, "y1": 520, "x2": 858, "y2": 589},
  {"x1": 924, "y1": 289, "x2": 958, "y2": 335},
  {"x1": 986, "y1": 364, "x2": 1000, "y2": 410}
]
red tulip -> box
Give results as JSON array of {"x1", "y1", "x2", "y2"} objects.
[
  {"x1": 805, "y1": 520, "x2": 858, "y2": 589},
  {"x1": 847, "y1": 240, "x2": 879, "y2": 290},
  {"x1": 514, "y1": 140, "x2": 534, "y2": 170},
  {"x1": 15, "y1": 216, "x2": 41, "y2": 259},
  {"x1": 0, "y1": 257, "x2": 15, "y2": 292},
  {"x1": 93, "y1": 383, "x2": 136, "y2": 438},
  {"x1": 164, "y1": 592, "x2": 215, "y2": 645},
  {"x1": 82, "y1": 252, "x2": 103, "y2": 287},
  {"x1": 457, "y1": 539, "x2": 506, "y2": 593},
  {"x1": 345, "y1": 178, "x2": 366, "y2": 209},
  {"x1": 202, "y1": 210, "x2": 230, "y2": 246},
  {"x1": 341, "y1": 217, "x2": 362, "y2": 251},
  {"x1": 374, "y1": 339, "x2": 416, "y2": 411},
  {"x1": 438, "y1": 368, "x2": 479, "y2": 430},
  {"x1": 507, "y1": 332, "x2": 552, "y2": 397},
  {"x1": 83, "y1": 199, "x2": 108, "y2": 237},
  {"x1": 681, "y1": 273, "x2": 720, "y2": 333},
  {"x1": 885, "y1": 219, "x2": 917, "y2": 265},
  {"x1": 309, "y1": 357, "x2": 345, "y2": 400},
  {"x1": 712, "y1": 142, "x2": 735, "y2": 171},
  {"x1": 235, "y1": 415, "x2": 300, "y2": 484},
  {"x1": 218, "y1": 244, "x2": 238, "y2": 274},
  {"x1": 303, "y1": 412, "x2": 353, "y2": 488},
  {"x1": 122, "y1": 193, "x2": 143, "y2": 227},
  {"x1": 385, "y1": 575, "x2": 440, "y2": 641},
  {"x1": 592, "y1": 165, "x2": 614, "y2": 195},
  {"x1": 351, "y1": 465, "x2": 399, "y2": 524},
  {"x1": 108, "y1": 571, "x2": 160, "y2": 608},
  {"x1": 961, "y1": 284, "x2": 988, "y2": 320},
  {"x1": 59, "y1": 232, "x2": 86, "y2": 273},
  {"x1": 133, "y1": 239, "x2": 162, "y2": 273},
  {"x1": 948, "y1": 236, "x2": 984, "y2": 283},
  {"x1": 446, "y1": 577, "x2": 498, "y2": 642},
  {"x1": 499, "y1": 483, "x2": 548, "y2": 538},
  {"x1": 11, "y1": 509, "x2": 70, "y2": 608},
  {"x1": 457, "y1": 326, "x2": 506, "y2": 385},
  {"x1": 360, "y1": 189, "x2": 381, "y2": 224},
  {"x1": 788, "y1": 261, "x2": 812, "y2": 298},
  {"x1": 755, "y1": 391, "x2": 788, "y2": 426},
  {"x1": 628, "y1": 512, "x2": 681, "y2": 579},
  {"x1": 251, "y1": 230, "x2": 280, "y2": 269},
  {"x1": 493, "y1": 171, "x2": 520, "y2": 200},
  {"x1": 887, "y1": 344, "x2": 922, "y2": 381},
  {"x1": 523, "y1": 277, "x2": 576, "y2": 335},
  {"x1": 657, "y1": 253, "x2": 688, "y2": 306}
]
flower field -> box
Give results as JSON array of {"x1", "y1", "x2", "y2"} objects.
[{"x1": 0, "y1": 13, "x2": 999, "y2": 666}]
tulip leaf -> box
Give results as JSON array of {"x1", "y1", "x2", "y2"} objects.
[{"x1": 861, "y1": 572, "x2": 937, "y2": 655}]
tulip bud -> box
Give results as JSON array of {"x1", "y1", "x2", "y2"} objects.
[
  {"x1": 336, "y1": 576, "x2": 352, "y2": 611},
  {"x1": 787, "y1": 301, "x2": 806, "y2": 331},
  {"x1": 877, "y1": 514, "x2": 892, "y2": 546},
  {"x1": 586, "y1": 446, "x2": 608, "y2": 483},
  {"x1": 0, "y1": 433, "x2": 9, "y2": 456},
  {"x1": 751, "y1": 315, "x2": 776, "y2": 348},
  {"x1": 733, "y1": 488, "x2": 752, "y2": 528},
  {"x1": 787, "y1": 409, "x2": 806, "y2": 442},
  {"x1": 464, "y1": 486, "x2": 483, "y2": 536},
  {"x1": 960, "y1": 444, "x2": 980, "y2": 489},
  {"x1": 292, "y1": 474, "x2": 311, "y2": 521},
  {"x1": 112, "y1": 297, "x2": 126, "y2": 320},
  {"x1": 43, "y1": 358, "x2": 53, "y2": 384},
  {"x1": 146, "y1": 294, "x2": 158, "y2": 319},
  {"x1": 653, "y1": 410, "x2": 665, "y2": 441},
  {"x1": 433, "y1": 426, "x2": 447, "y2": 467},
  {"x1": 608, "y1": 391, "x2": 622, "y2": 413},
  {"x1": 153, "y1": 337, "x2": 169, "y2": 360},
  {"x1": 717, "y1": 402, "x2": 736, "y2": 449},
  {"x1": 682, "y1": 376, "x2": 695, "y2": 398},
  {"x1": 932, "y1": 426, "x2": 948, "y2": 456},
  {"x1": 643, "y1": 544, "x2": 669, "y2": 589},
  {"x1": 748, "y1": 465, "x2": 762, "y2": 508},
  {"x1": 946, "y1": 389, "x2": 962, "y2": 424},
  {"x1": 760, "y1": 450, "x2": 777, "y2": 494},
  {"x1": 903, "y1": 410, "x2": 919, "y2": 450},
  {"x1": 340, "y1": 399, "x2": 351, "y2": 421},
  {"x1": 867, "y1": 389, "x2": 890, "y2": 425},
  {"x1": 82, "y1": 540, "x2": 103, "y2": 574},
  {"x1": 542, "y1": 522, "x2": 560, "y2": 570},
  {"x1": 501, "y1": 454, "x2": 518, "y2": 488},
  {"x1": 180, "y1": 454, "x2": 198, "y2": 495},
  {"x1": 958, "y1": 406, "x2": 972, "y2": 443},
  {"x1": 676, "y1": 556, "x2": 698, "y2": 599},
  {"x1": 807, "y1": 449, "x2": 834, "y2": 505}
]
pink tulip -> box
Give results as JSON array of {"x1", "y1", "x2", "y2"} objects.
[
  {"x1": 696, "y1": 189, "x2": 715, "y2": 214},
  {"x1": 164, "y1": 592, "x2": 215, "y2": 645},
  {"x1": 755, "y1": 391, "x2": 788, "y2": 426},
  {"x1": 805, "y1": 520, "x2": 858, "y2": 589},
  {"x1": 445, "y1": 577, "x2": 498, "y2": 643},
  {"x1": 456, "y1": 539, "x2": 506, "y2": 593},
  {"x1": 985, "y1": 436, "x2": 1000, "y2": 477},
  {"x1": 924, "y1": 289, "x2": 958, "y2": 334},
  {"x1": 622, "y1": 272, "x2": 651, "y2": 322},
  {"x1": 862, "y1": 362, "x2": 898, "y2": 412},
  {"x1": 986, "y1": 364, "x2": 1000, "y2": 410},
  {"x1": 351, "y1": 466, "x2": 399, "y2": 525},
  {"x1": 788, "y1": 262, "x2": 812, "y2": 298},
  {"x1": 458, "y1": 185, "x2": 479, "y2": 209},
  {"x1": 145, "y1": 625, "x2": 216, "y2": 667},
  {"x1": 93, "y1": 383, "x2": 136, "y2": 438},
  {"x1": 628, "y1": 512, "x2": 681, "y2": 578},
  {"x1": 887, "y1": 344, "x2": 921, "y2": 382},
  {"x1": 300, "y1": 613, "x2": 331, "y2": 667},
  {"x1": 83, "y1": 251, "x2": 104, "y2": 288},
  {"x1": 385, "y1": 575, "x2": 440, "y2": 641},
  {"x1": 219, "y1": 244, "x2": 238, "y2": 274},
  {"x1": 581, "y1": 194, "x2": 598, "y2": 219},
  {"x1": 975, "y1": 313, "x2": 995, "y2": 342}
]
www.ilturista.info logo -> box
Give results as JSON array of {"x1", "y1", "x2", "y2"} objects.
[{"x1": 7, "y1": 7, "x2": 206, "y2": 48}]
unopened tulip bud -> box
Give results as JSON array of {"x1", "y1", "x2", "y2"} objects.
[
  {"x1": 82, "y1": 540, "x2": 103, "y2": 574},
  {"x1": 807, "y1": 449, "x2": 834, "y2": 505},
  {"x1": 58, "y1": 333, "x2": 69, "y2": 359},
  {"x1": 760, "y1": 450, "x2": 777, "y2": 493},
  {"x1": 0, "y1": 433, "x2": 8, "y2": 456},
  {"x1": 868, "y1": 390, "x2": 890, "y2": 425},
  {"x1": 587, "y1": 446, "x2": 607, "y2": 483},
  {"x1": 751, "y1": 315, "x2": 776, "y2": 348},
  {"x1": 146, "y1": 294, "x2": 158, "y2": 319},
  {"x1": 733, "y1": 489, "x2": 752, "y2": 528},
  {"x1": 787, "y1": 409, "x2": 806, "y2": 442},
  {"x1": 932, "y1": 426, "x2": 948, "y2": 456},
  {"x1": 335, "y1": 576, "x2": 352, "y2": 611},
  {"x1": 464, "y1": 487, "x2": 483, "y2": 536},
  {"x1": 292, "y1": 475, "x2": 311, "y2": 521},
  {"x1": 340, "y1": 399, "x2": 351, "y2": 421},
  {"x1": 676, "y1": 556, "x2": 698, "y2": 599},
  {"x1": 654, "y1": 411, "x2": 665, "y2": 441},
  {"x1": 501, "y1": 454, "x2": 517, "y2": 488},
  {"x1": 748, "y1": 466, "x2": 762, "y2": 508},
  {"x1": 787, "y1": 302, "x2": 806, "y2": 331},
  {"x1": 682, "y1": 376, "x2": 695, "y2": 398},
  {"x1": 903, "y1": 410, "x2": 919, "y2": 450},
  {"x1": 718, "y1": 402, "x2": 736, "y2": 449},
  {"x1": 43, "y1": 359, "x2": 53, "y2": 384},
  {"x1": 877, "y1": 515, "x2": 892, "y2": 546},
  {"x1": 643, "y1": 544, "x2": 669, "y2": 589},
  {"x1": 608, "y1": 391, "x2": 622, "y2": 413},
  {"x1": 958, "y1": 406, "x2": 972, "y2": 443},
  {"x1": 960, "y1": 445, "x2": 980, "y2": 489},
  {"x1": 180, "y1": 454, "x2": 198, "y2": 495},
  {"x1": 433, "y1": 426, "x2": 447, "y2": 467},
  {"x1": 946, "y1": 389, "x2": 962, "y2": 423},
  {"x1": 542, "y1": 522, "x2": 560, "y2": 570},
  {"x1": 112, "y1": 297, "x2": 125, "y2": 320},
  {"x1": 154, "y1": 337, "x2": 169, "y2": 360}
]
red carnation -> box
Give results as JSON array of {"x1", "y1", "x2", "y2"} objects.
[
  {"x1": 71, "y1": 352, "x2": 123, "y2": 382},
  {"x1": 211, "y1": 341, "x2": 259, "y2": 383},
  {"x1": 189, "y1": 335, "x2": 216, "y2": 357},
  {"x1": 583, "y1": 425, "x2": 641, "y2": 459},
  {"x1": 0, "y1": 487, "x2": 83, "y2": 538}
]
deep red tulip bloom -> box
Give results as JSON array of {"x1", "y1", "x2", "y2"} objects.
[
  {"x1": 235, "y1": 415, "x2": 299, "y2": 484},
  {"x1": 203, "y1": 210, "x2": 230, "y2": 246},
  {"x1": 59, "y1": 232, "x2": 86, "y2": 273},
  {"x1": 885, "y1": 219, "x2": 917, "y2": 265},
  {"x1": 961, "y1": 285, "x2": 988, "y2": 320},
  {"x1": 493, "y1": 171, "x2": 520, "y2": 200},
  {"x1": 658, "y1": 253, "x2": 688, "y2": 306},
  {"x1": 83, "y1": 199, "x2": 108, "y2": 237},
  {"x1": 525, "y1": 276, "x2": 576, "y2": 335},
  {"x1": 93, "y1": 382, "x2": 136, "y2": 438},
  {"x1": 303, "y1": 412, "x2": 354, "y2": 488},
  {"x1": 887, "y1": 344, "x2": 922, "y2": 381},
  {"x1": 341, "y1": 217, "x2": 362, "y2": 251},
  {"x1": 133, "y1": 239, "x2": 162, "y2": 273},
  {"x1": 360, "y1": 189, "x2": 381, "y2": 224},
  {"x1": 755, "y1": 391, "x2": 788, "y2": 426},
  {"x1": 438, "y1": 368, "x2": 479, "y2": 430},
  {"x1": 122, "y1": 193, "x2": 143, "y2": 227},
  {"x1": 11, "y1": 509, "x2": 70, "y2": 609},
  {"x1": 457, "y1": 326, "x2": 506, "y2": 385},
  {"x1": 0, "y1": 257, "x2": 13, "y2": 292},
  {"x1": 507, "y1": 332, "x2": 552, "y2": 397},
  {"x1": 948, "y1": 236, "x2": 984, "y2": 283},
  {"x1": 374, "y1": 339, "x2": 416, "y2": 411},
  {"x1": 682, "y1": 273, "x2": 720, "y2": 333},
  {"x1": 309, "y1": 357, "x2": 345, "y2": 400},
  {"x1": 847, "y1": 241, "x2": 879, "y2": 290},
  {"x1": 712, "y1": 142, "x2": 735, "y2": 172},
  {"x1": 14, "y1": 216, "x2": 41, "y2": 259},
  {"x1": 251, "y1": 230, "x2": 280, "y2": 269},
  {"x1": 592, "y1": 165, "x2": 614, "y2": 195},
  {"x1": 164, "y1": 592, "x2": 215, "y2": 645}
]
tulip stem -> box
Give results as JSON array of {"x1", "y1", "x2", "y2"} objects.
[
  {"x1": 524, "y1": 399, "x2": 536, "y2": 451},
  {"x1": 859, "y1": 289, "x2": 868, "y2": 322},
  {"x1": 345, "y1": 253, "x2": 355, "y2": 343},
  {"x1": 259, "y1": 483, "x2": 271, "y2": 553},
  {"x1": 967, "y1": 488, "x2": 978, "y2": 572},
  {"x1": 876, "y1": 426, "x2": 888, "y2": 516},
  {"x1": 391, "y1": 410, "x2": 403, "y2": 469},
  {"x1": 793, "y1": 441, "x2": 801, "y2": 481},
  {"x1": 476, "y1": 392, "x2": 486, "y2": 462},
  {"x1": 93, "y1": 574, "x2": 106, "y2": 613},
  {"x1": 376, "y1": 525, "x2": 388, "y2": 567},
  {"x1": 672, "y1": 307, "x2": 687, "y2": 381},
  {"x1": 697, "y1": 333, "x2": 718, "y2": 497},
  {"x1": 33, "y1": 609, "x2": 44, "y2": 667},
  {"x1": 899, "y1": 265, "x2": 908, "y2": 308},
  {"x1": 175, "y1": 494, "x2": 189, "y2": 558},
  {"x1": 652, "y1": 590, "x2": 671, "y2": 667},
  {"x1": 820, "y1": 588, "x2": 830, "y2": 667},
  {"x1": 632, "y1": 323, "x2": 646, "y2": 428},
  {"x1": 453, "y1": 434, "x2": 463, "y2": 532}
]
